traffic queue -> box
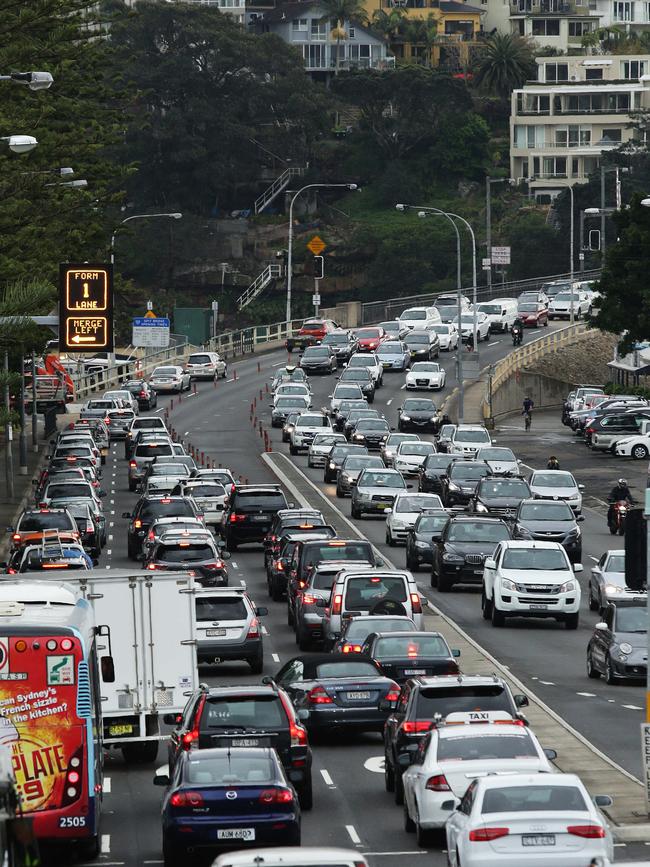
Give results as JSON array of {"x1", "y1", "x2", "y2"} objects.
[{"x1": 0, "y1": 312, "x2": 642, "y2": 867}]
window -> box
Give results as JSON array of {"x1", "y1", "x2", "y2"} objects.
[
  {"x1": 600, "y1": 128, "x2": 622, "y2": 143},
  {"x1": 555, "y1": 125, "x2": 591, "y2": 147},
  {"x1": 569, "y1": 20, "x2": 593, "y2": 35},
  {"x1": 516, "y1": 93, "x2": 550, "y2": 114},
  {"x1": 613, "y1": 0, "x2": 634, "y2": 19},
  {"x1": 572, "y1": 157, "x2": 580, "y2": 175},
  {"x1": 532, "y1": 18, "x2": 560, "y2": 34},
  {"x1": 585, "y1": 67, "x2": 603, "y2": 80},
  {"x1": 292, "y1": 17, "x2": 308, "y2": 30},
  {"x1": 542, "y1": 156, "x2": 567, "y2": 177},
  {"x1": 310, "y1": 19, "x2": 327, "y2": 38},
  {"x1": 545, "y1": 62, "x2": 568, "y2": 82},
  {"x1": 645, "y1": 1, "x2": 650, "y2": 19},
  {"x1": 349, "y1": 26, "x2": 355, "y2": 37},
  {"x1": 622, "y1": 59, "x2": 647, "y2": 78}
]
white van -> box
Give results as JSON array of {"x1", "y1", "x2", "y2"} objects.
[
  {"x1": 476, "y1": 298, "x2": 518, "y2": 333},
  {"x1": 398, "y1": 306, "x2": 442, "y2": 331}
]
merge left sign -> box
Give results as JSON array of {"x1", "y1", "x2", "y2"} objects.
[{"x1": 59, "y1": 263, "x2": 114, "y2": 353}]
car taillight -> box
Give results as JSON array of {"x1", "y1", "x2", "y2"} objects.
[
  {"x1": 203, "y1": 561, "x2": 225, "y2": 571},
  {"x1": 259, "y1": 787, "x2": 294, "y2": 804},
  {"x1": 12, "y1": 534, "x2": 20, "y2": 543},
  {"x1": 410, "y1": 592, "x2": 422, "y2": 614},
  {"x1": 469, "y1": 827, "x2": 509, "y2": 842},
  {"x1": 384, "y1": 683, "x2": 400, "y2": 702},
  {"x1": 585, "y1": 427, "x2": 594, "y2": 436},
  {"x1": 332, "y1": 594, "x2": 342, "y2": 615},
  {"x1": 290, "y1": 721, "x2": 308, "y2": 745},
  {"x1": 425, "y1": 774, "x2": 451, "y2": 792},
  {"x1": 230, "y1": 513, "x2": 246, "y2": 523},
  {"x1": 247, "y1": 617, "x2": 259, "y2": 638},
  {"x1": 85, "y1": 523, "x2": 94, "y2": 534},
  {"x1": 170, "y1": 790, "x2": 204, "y2": 808},
  {"x1": 302, "y1": 594, "x2": 317, "y2": 605},
  {"x1": 133, "y1": 519, "x2": 142, "y2": 529},
  {"x1": 567, "y1": 825, "x2": 605, "y2": 839},
  {"x1": 129, "y1": 460, "x2": 136, "y2": 468},
  {"x1": 147, "y1": 563, "x2": 161, "y2": 570},
  {"x1": 307, "y1": 686, "x2": 333, "y2": 705},
  {"x1": 402, "y1": 720, "x2": 432, "y2": 734},
  {"x1": 275, "y1": 560, "x2": 284, "y2": 572},
  {"x1": 342, "y1": 644, "x2": 361, "y2": 654}
]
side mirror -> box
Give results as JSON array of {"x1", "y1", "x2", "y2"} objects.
[
  {"x1": 220, "y1": 550, "x2": 232, "y2": 560},
  {"x1": 484, "y1": 558, "x2": 496, "y2": 569},
  {"x1": 153, "y1": 772, "x2": 170, "y2": 787},
  {"x1": 384, "y1": 508, "x2": 392, "y2": 515},
  {"x1": 594, "y1": 794, "x2": 613, "y2": 808},
  {"x1": 578, "y1": 484, "x2": 585, "y2": 490},
  {"x1": 514, "y1": 693, "x2": 529, "y2": 708},
  {"x1": 99, "y1": 489, "x2": 107, "y2": 498},
  {"x1": 288, "y1": 502, "x2": 295, "y2": 509},
  {"x1": 163, "y1": 712, "x2": 182, "y2": 725},
  {"x1": 406, "y1": 484, "x2": 413, "y2": 490},
  {"x1": 297, "y1": 708, "x2": 310, "y2": 721},
  {"x1": 576, "y1": 515, "x2": 585, "y2": 522},
  {"x1": 31, "y1": 479, "x2": 38, "y2": 486},
  {"x1": 122, "y1": 512, "x2": 132, "y2": 519},
  {"x1": 595, "y1": 622, "x2": 608, "y2": 631},
  {"x1": 375, "y1": 558, "x2": 385, "y2": 567},
  {"x1": 573, "y1": 563, "x2": 583, "y2": 573},
  {"x1": 261, "y1": 675, "x2": 274, "y2": 685},
  {"x1": 100, "y1": 656, "x2": 115, "y2": 683},
  {"x1": 451, "y1": 648, "x2": 461, "y2": 658},
  {"x1": 544, "y1": 748, "x2": 557, "y2": 761},
  {"x1": 256, "y1": 606, "x2": 268, "y2": 617},
  {"x1": 441, "y1": 799, "x2": 456, "y2": 812}
]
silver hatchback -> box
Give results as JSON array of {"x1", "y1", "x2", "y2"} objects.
[{"x1": 193, "y1": 587, "x2": 268, "y2": 674}]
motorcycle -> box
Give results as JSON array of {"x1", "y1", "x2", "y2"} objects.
[
  {"x1": 608, "y1": 500, "x2": 629, "y2": 535},
  {"x1": 512, "y1": 327, "x2": 523, "y2": 347}
]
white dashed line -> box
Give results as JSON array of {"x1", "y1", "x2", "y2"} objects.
[
  {"x1": 261, "y1": 625, "x2": 269, "y2": 635},
  {"x1": 576, "y1": 692, "x2": 596, "y2": 697},
  {"x1": 103, "y1": 776, "x2": 111, "y2": 793},
  {"x1": 400, "y1": 384, "x2": 406, "y2": 390},
  {"x1": 539, "y1": 681, "x2": 555, "y2": 686},
  {"x1": 109, "y1": 522, "x2": 114, "y2": 528},
  {"x1": 622, "y1": 704, "x2": 643, "y2": 710},
  {"x1": 346, "y1": 825, "x2": 361, "y2": 844},
  {"x1": 488, "y1": 341, "x2": 501, "y2": 346},
  {"x1": 110, "y1": 511, "x2": 115, "y2": 516},
  {"x1": 110, "y1": 499, "x2": 114, "y2": 505},
  {"x1": 387, "y1": 399, "x2": 392, "y2": 406},
  {"x1": 107, "y1": 549, "x2": 112, "y2": 556},
  {"x1": 186, "y1": 392, "x2": 197, "y2": 398},
  {"x1": 155, "y1": 408, "x2": 165, "y2": 413},
  {"x1": 231, "y1": 561, "x2": 238, "y2": 569},
  {"x1": 108, "y1": 535, "x2": 113, "y2": 542},
  {"x1": 272, "y1": 653, "x2": 280, "y2": 663},
  {"x1": 320, "y1": 769, "x2": 334, "y2": 786},
  {"x1": 240, "y1": 579, "x2": 246, "y2": 587},
  {"x1": 183, "y1": 431, "x2": 189, "y2": 436}
]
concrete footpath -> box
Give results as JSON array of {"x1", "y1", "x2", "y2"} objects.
[{"x1": 263, "y1": 449, "x2": 649, "y2": 841}]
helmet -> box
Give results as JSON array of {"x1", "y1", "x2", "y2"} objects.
[{"x1": 618, "y1": 478, "x2": 627, "y2": 486}]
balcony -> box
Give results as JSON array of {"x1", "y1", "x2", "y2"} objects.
[
  {"x1": 304, "y1": 56, "x2": 395, "y2": 70},
  {"x1": 510, "y1": 0, "x2": 585, "y2": 13}
]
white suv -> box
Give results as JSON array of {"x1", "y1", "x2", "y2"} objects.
[
  {"x1": 398, "y1": 306, "x2": 442, "y2": 331},
  {"x1": 449, "y1": 425, "x2": 492, "y2": 457},
  {"x1": 548, "y1": 290, "x2": 591, "y2": 320},
  {"x1": 290, "y1": 413, "x2": 332, "y2": 455},
  {"x1": 482, "y1": 540, "x2": 583, "y2": 629},
  {"x1": 347, "y1": 352, "x2": 383, "y2": 387},
  {"x1": 185, "y1": 351, "x2": 227, "y2": 381}
]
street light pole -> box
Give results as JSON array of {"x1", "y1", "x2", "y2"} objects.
[
  {"x1": 485, "y1": 177, "x2": 507, "y2": 298},
  {"x1": 110, "y1": 212, "x2": 183, "y2": 265},
  {"x1": 286, "y1": 183, "x2": 357, "y2": 325}
]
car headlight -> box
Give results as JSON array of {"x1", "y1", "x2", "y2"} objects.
[
  {"x1": 341, "y1": 474, "x2": 350, "y2": 483},
  {"x1": 568, "y1": 526, "x2": 581, "y2": 538},
  {"x1": 415, "y1": 541, "x2": 429, "y2": 548},
  {"x1": 475, "y1": 502, "x2": 489, "y2": 513},
  {"x1": 401, "y1": 415, "x2": 411, "y2": 421},
  {"x1": 619, "y1": 642, "x2": 633, "y2": 655},
  {"x1": 443, "y1": 552, "x2": 463, "y2": 562},
  {"x1": 430, "y1": 416, "x2": 437, "y2": 422},
  {"x1": 559, "y1": 580, "x2": 575, "y2": 593},
  {"x1": 501, "y1": 578, "x2": 516, "y2": 592},
  {"x1": 353, "y1": 433, "x2": 364, "y2": 440},
  {"x1": 448, "y1": 482, "x2": 460, "y2": 492},
  {"x1": 329, "y1": 462, "x2": 336, "y2": 469},
  {"x1": 604, "y1": 583, "x2": 622, "y2": 594},
  {"x1": 391, "y1": 520, "x2": 406, "y2": 529},
  {"x1": 516, "y1": 525, "x2": 532, "y2": 538}
]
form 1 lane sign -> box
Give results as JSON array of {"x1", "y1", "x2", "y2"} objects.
[{"x1": 59, "y1": 263, "x2": 114, "y2": 352}]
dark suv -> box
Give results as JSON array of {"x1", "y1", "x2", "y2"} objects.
[
  {"x1": 221, "y1": 485, "x2": 290, "y2": 551},
  {"x1": 165, "y1": 684, "x2": 313, "y2": 808},
  {"x1": 123, "y1": 495, "x2": 202, "y2": 559},
  {"x1": 432, "y1": 515, "x2": 511, "y2": 592},
  {"x1": 383, "y1": 674, "x2": 529, "y2": 804},
  {"x1": 288, "y1": 538, "x2": 378, "y2": 589},
  {"x1": 263, "y1": 509, "x2": 326, "y2": 568}
]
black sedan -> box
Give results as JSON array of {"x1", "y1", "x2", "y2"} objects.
[
  {"x1": 359, "y1": 631, "x2": 460, "y2": 683},
  {"x1": 469, "y1": 476, "x2": 532, "y2": 518},
  {"x1": 339, "y1": 367, "x2": 375, "y2": 403},
  {"x1": 418, "y1": 454, "x2": 460, "y2": 495},
  {"x1": 324, "y1": 443, "x2": 368, "y2": 483},
  {"x1": 405, "y1": 509, "x2": 450, "y2": 572},
  {"x1": 587, "y1": 597, "x2": 647, "y2": 683},
  {"x1": 123, "y1": 379, "x2": 157, "y2": 410},
  {"x1": 344, "y1": 408, "x2": 381, "y2": 440},
  {"x1": 440, "y1": 460, "x2": 491, "y2": 508},
  {"x1": 334, "y1": 399, "x2": 372, "y2": 432},
  {"x1": 350, "y1": 418, "x2": 391, "y2": 450},
  {"x1": 299, "y1": 345, "x2": 337, "y2": 374},
  {"x1": 273, "y1": 654, "x2": 401, "y2": 734},
  {"x1": 398, "y1": 398, "x2": 439, "y2": 433},
  {"x1": 512, "y1": 498, "x2": 584, "y2": 563},
  {"x1": 321, "y1": 331, "x2": 358, "y2": 364},
  {"x1": 432, "y1": 515, "x2": 511, "y2": 592}
]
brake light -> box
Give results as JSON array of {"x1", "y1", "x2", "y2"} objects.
[
  {"x1": 12, "y1": 534, "x2": 20, "y2": 543},
  {"x1": 133, "y1": 519, "x2": 142, "y2": 529},
  {"x1": 343, "y1": 644, "x2": 361, "y2": 654},
  {"x1": 170, "y1": 790, "x2": 205, "y2": 808},
  {"x1": 290, "y1": 721, "x2": 308, "y2": 745},
  {"x1": 425, "y1": 774, "x2": 451, "y2": 792},
  {"x1": 275, "y1": 560, "x2": 284, "y2": 572},
  {"x1": 567, "y1": 825, "x2": 606, "y2": 839},
  {"x1": 203, "y1": 561, "x2": 224, "y2": 571},
  {"x1": 85, "y1": 523, "x2": 94, "y2": 534},
  {"x1": 307, "y1": 686, "x2": 333, "y2": 705},
  {"x1": 147, "y1": 563, "x2": 161, "y2": 570},
  {"x1": 410, "y1": 592, "x2": 422, "y2": 614},
  {"x1": 246, "y1": 617, "x2": 259, "y2": 638},
  {"x1": 585, "y1": 427, "x2": 594, "y2": 436},
  {"x1": 230, "y1": 513, "x2": 246, "y2": 523},
  {"x1": 385, "y1": 683, "x2": 400, "y2": 702},
  {"x1": 259, "y1": 787, "x2": 294, "y2": 804},
  {"x1": 407, "y1": 643, "x2": 419, "y2": 658},
  {"x1": 302, "y1": 594, "x2": 317, "y2": 605},
  {"x1": 129, "y1": 461, "x2": 136, "y2": 468},
  {"x1": 469, "y1": 827, "x2": 509, "y2": 842},
  {"x1": 332, "y1": 594, "x2": 342, "y2": 615},
  {"x1": 402, "y1": 720, "x2": 432, "y2": 734}
]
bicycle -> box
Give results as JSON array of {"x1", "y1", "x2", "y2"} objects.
[{"x1": 523, "y1": 411, "x2": 532, "y2": 431}]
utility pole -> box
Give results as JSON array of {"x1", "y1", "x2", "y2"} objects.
[
  {"x1": 4, "y1": 351, "x2": 14, "y2": 500},
  {"x1": 31, "y1": 351, "x2": 37, "y2": 451},
  {"x1": 600, "y1": 164, "x2": 607, "y2": 261},
  {"x1": 486, "y1": 177, "x2": 492, "y2": 296},
  {"x1": 18, "y1": 353, "x2": 26, "y2": 475}
]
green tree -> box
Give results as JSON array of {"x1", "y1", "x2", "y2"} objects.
[
  {"x1": 474, "y1": 33, "x2": 536, "y2": 99},
  {"x1": 332, "y1": 66, "x2": 472, "y2": 159},
  {"x1": 402, "y1": 15, "x2": 440, "y2": 68},
  {"x1": 371, "y1": 7, "x2": 406, "y2": 41},
  {"x1": 319, "y1": 0, "x2": 369, "y2": 73},
  {"x1": 591, "y1": 195, "x2": 650, "y2": 353},
  {"x1": 109, "y1": 1, "x2": 329, "y2": 213}
]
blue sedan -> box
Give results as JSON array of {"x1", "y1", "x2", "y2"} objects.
[
  {"x1": 376, "y1": 341, "x2": 411, "y2": 371},
  {"x1": 155, "y1": 747, "x2": 301, "y2": 864}
]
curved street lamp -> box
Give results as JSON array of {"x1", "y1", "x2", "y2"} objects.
[
  {"x1": 0, "y1": 71, "x2": 53, "y2": 91},
  {"x1": 110, "y1": 212, "x2": 183, "y2": 265},
  {"x1": 2, "y1": 135, "x2": 37, "y2": 154}
]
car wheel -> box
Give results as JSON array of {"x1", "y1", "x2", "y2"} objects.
[
  {"x1": 289, "y1": 444, "x2": 297, "y2": 455},
  {"x1": 430, "y1": 565, "x2": 438, "y2": 588},
  {"x1": 128, "y1": 479, "x2": 136, "y2": 492},
  {"x1": 336, "y1": 486, "x2": 344, "y2": 498},
  {"x1": 386, "y1": 529, "x2": 396, "y2": 547},
  {"x1": 404, "y1": 801, "x2": 415, "y2": 833},
  {"x1": 491, "y1": 603, "x2": 505, "y2": 627},
  {"x1": 226, "y1": 538, "x2": 237, "y2": 552},
  {"x1": 394, "y1": 771, "x2": 404, "y2": 805},
  {"x1": 162, "y1": 838, "x2": 180, "y2": 867},
  {"x1": 481, "y1": 591, "x2": 493, "y2": 620},
  {"x1": 633, "y1": 444, "x2": 649, "y2": 460},
  {"x1": 298, "y1": 775, "x2": 313, "y2": 810},
  {"x1": 384, "y1": 754, "x2": 395, "y2": 792},
  {"x1": 605, "y1": 655, "x2": 619, "y2": 685},
  {"x1": 416, "y1": 818, "x2": 432, "y2": 848},
  {"x1": 287, "y1": 604, "x2": 294, "y2": 627},
  {"x1": 249, "y1": 653, "x2": 263, "y2": 675},
  {"x1": 565, "y1": 613, "x2": 579, "y2": 630},
  {"x1": 407, "y1": 555, "x2": 419, "y2": 572},
  {"x1": 587, "y1": 652, "x2": 601, "y2": 679},
  {"x1": 298, "y1": 628, "x2": 311, "y2": 652},
  {"x1": 588, "y1": 585, "x2": 599, "y2": 612},
  {"x1": 351, "y1": 504, "x2": 361, "y2": 519},
  {"x1": 271, "y1": 581, "x2": 283, "y2": 603},
  {"x1": 437, "y1": 572, "x2": 452, "y2": 593}
]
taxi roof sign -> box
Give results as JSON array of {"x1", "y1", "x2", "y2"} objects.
[{"x1": 59, "y1": 263, "x2": 114, "y2": 353}]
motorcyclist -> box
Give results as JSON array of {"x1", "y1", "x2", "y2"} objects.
[
  {"x1": 547, "y1": 455, "x2": 560, "y2": 470},
  {"x1": 511, "y1": 316, "x2": 524, "y2": 345},
  {"x1": 607, "y1": 478, "x2": 634, "y2": 526}
]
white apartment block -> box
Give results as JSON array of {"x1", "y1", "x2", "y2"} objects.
[
  {"x1": 509, "y1": 0, "x2": 602, "y2": 51},
  {"x1": 510, "y1": 54, "x2": 650, "y2": 200},
  {"x1": 124, "y1": 0, "x2": 245, "y2": 24}
]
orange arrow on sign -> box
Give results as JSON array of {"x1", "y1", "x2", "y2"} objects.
[
  {"x1": 307, "y1": 236, "x2": 326, "y2": 256},
  {"x1": 144, "y1": 310, "x2": 157, "y2": 318}
]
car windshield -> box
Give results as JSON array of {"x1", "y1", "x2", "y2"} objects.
[
  {"x1": 153, "y1": 367, "x2": 178, "y2": 377},
  {"x1": 424, "y1": 455, "x2": 454, "y2": 470},
  {"x1": 185, "y1": 484, "x2": 225, "y2": 498},
  {"x1": 431, "y1": 325, "x2": 451, "y2": 334},
  {"x1": 306, "y1": 541, "x2": 372, "y2": 562},
  {"x1": 386, "y1": 434, "x2": 418, "y2": 447},
  {"x1": 455, "y1": 429, "x2": 490, "y2": 443},
  {"x1": 151, "y1": 464, "x2": 188, "y2": 476},
  {"x1": 46, "y1": 483, "x2": 93, "y2": 499},
  {"x1": 401, "y1": 309, "x2": 426, "y2": 320},
  {"x1": 450, "y1": 464, "x2": 490, "y2": 480},
  {"x1": 605, "y1": 554, "x2": 624, "y2": 572},
  {"x1": 374, "y1": 635, "x2": 448, "y2": 658},
  {"x1": 404, "y1": 400, "x2": 436, "y2": 412},
  {"x1": 447, "y1": 522, "x2": 509, "y2": 543},
  {"x1": 315, "y1": 662, "x2": 378, "y2": 678},
  {"x1": 158, "y1": 543, "x2": 214, "y2": 562},
  {"x1": 554, "y1": 293, "x2": 576, "y2": 302},
  {"x1": 313, "y1": 434, "x2": 342, "y2": 446},
  {"x1": 344, "y1": 457, "x2": 383, "y2": 470},
  {"x1": 482, "y1": 784, "x2": 587, "y2": 814},
  {"x1": 188, "y1": 354, "x2": 212, "y2": 364},
  {"x1": 349, "y1": 356, "x2": 374, "y2": 367},
  {"x1": 323, "y1": 333, "x2": 348, "y2": 345},
  {"x1": 349, "y1": 411, "x2": 379, "y2": 423},
  {"x1": 235, "y1": 492, "x2": 285, "y2": 510},
  {"x1": 359, "y1": 471, "x2": 405, "y2": 488},
  {"x1": 311, "y1": 571, "x2": 338, "y2": 590},
  {"x1": 303, "y1": 347, "x2": 329, "y2": 358},
  {"x1": 616, "y1": 606, "x2": 647, "y2": 632},
  {"x1": 344, "y1": 576, "x2": 407, "y2": 608},
  {"x1": 502, "y1": 548, "x2": 568, "y2": 570},
  {"x1": 399, "y1": 443, "x2": 435, "y2": 456},
  {"x1": 342, "y1": 370, "x2": 369, "y2": 381},
  {"x1": 479, "y1": 448, "x2": 516, "y2": 462},
  {"x1": 356, "y1": 329, "x2": 380, "y2": 339},
  {"x1": 532, "y1": 472, "x2": 576, "y2": 488},
  {"x1": 405, "y1": 334, "x2": 428, "y2": 345},
  {"x1": 519, "y1": 502, "x2": 574, "y2": 521},
  {"x1": 415, "y1": 514, "x2": 449, "y2": 533},
  {"x1": 478, "y1": 304, "x2": 502, "y2": 315},
  {"x1": 298, "y1": 416, "x2": 329, "y2": 427},
  {"x1": 330, "y1": 446, "x2": 366, "y2": 461},
  {"x1": 195, "y1": 598, "x2": 247, "y2": 621},
  {"x1": 141, "y1": 501, "x2": 196, "y2": 520},
  {"x1": 186, "y1": 753, "x2": 276, "y2": 786},
  {"x1": 135, "y1": 444, "x2": 173, "y2": 457},
  {"x1": 277, "y1": 385, "x2": 309, "y2": 395},
  {"x1": 276, "y1": 397, "x2": 309, "y2": 408},
  {"x1": 396, "y1": 495, "x2": 441, "y2": 513},
  {"x1": 133, "y1": 419, "x2": 165, "y2": 430},
  {"x1": 438, "y1": 732, "x2": 538, "y2": 761},
  {"x1": 334, "y1": 386, "x2": 362, "y2": 398},
  {"x1": 378, "y1": 343, "x2": 403, "y2": 355},
  {"x1": 202, "y1": 696, "x2": 286, "y2": 730},
  {"x1": 345, "y1": 618, "x2": 416, "y2": 640},
  {"x1": 357, "y1": 420, "x2": 389, "y2": 431},
  {"x1": 416, "y1": 685, "x2": 511, "y2": 718},
  {"x1": 412, "y1": 363, "x2": 440, "y2": 372},
  {"x1": 18, "y1": 512, "x2": 74, "y2": 531},
  {"x1": 518, "y1": 303, "x2": 538, "y2": 312},
  {"x1": 479, "y1": 480, "x2": 529, "y2": 497}
]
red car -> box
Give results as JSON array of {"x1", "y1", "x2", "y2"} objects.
[
  {"x1": 354, "y1": 326, "x2": 387, "y2": 352},
  {"x1": 286, "y1": 318, "x2": 339, "y2": 352},
  {"x1": 518, "y1": 302, "x2": 548, "y2": 327}
]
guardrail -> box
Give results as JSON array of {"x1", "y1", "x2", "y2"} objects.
[
  {"x1": 207, "y1": 318, "x2": 306, "y2": 358},
  {"x1": 360, "y1": 269, "x2": 601, "y2": 325},
  {"x1": 490, "y1": 322, "x2": 590, "y2": 391}
]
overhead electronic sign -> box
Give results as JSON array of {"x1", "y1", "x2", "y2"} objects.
[{"x1": 59, "y1": 263, "x2": 114, "y2": 352}]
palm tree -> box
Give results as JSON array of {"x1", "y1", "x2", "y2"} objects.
[
  {"x1": 402, "y1": 14, "x2": 440, "y2": 67},
  {"x1": 474, "y1": 32, "x2": 536, "y2": 99},
  {"x1": 319, "y1": 0, "x2": 369, "y2": 73},
  {"x1": 372, "y1": 7, "x2": 406, "y2": 42}
]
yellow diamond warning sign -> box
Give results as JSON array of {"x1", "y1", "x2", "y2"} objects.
[{"x1": 307, "y1": 236, "x2": 326, "y2": 256}]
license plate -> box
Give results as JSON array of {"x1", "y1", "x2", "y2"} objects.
[
  {"x1": 252, "y1": 515, "x2": 269, "y2": 522},
  {"x1": 347, "y1": 691, "x2": 370, "y2": 700},
  {"x1": 530, "y1": 604, "x2": 548, "y2": 610},
  {"x1": 206, "y1": 628, "x2": 226, "y2": 637},
  {"x1": 109, "y1": 724, "x2": 133, "y2": 737},
  {"x1": 376, "y1": 503, "x2": 391, "y2": 510},
  {"x1": 403, "y1": 669, "x2": 426, "y2": 675},
  {"x1": 522, "y1": 835, "x2": 555, "y2": 846},
  {"x1": 474, "y1": 569, "x2": 483, "y2": 575},
  {"x1": 231, "y1": 738, "x2": 261, "y2": 747},
  {"x1": 217, "y1": 829, "x2": 255, "y2": 841}
]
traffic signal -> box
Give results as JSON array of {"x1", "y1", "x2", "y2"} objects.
[
  {"x1": 314, "y1": 256, "x2": 324, "y2": 279},
  {"x1": 624, "y1": 508, "x2": 647, "y2": 591}
]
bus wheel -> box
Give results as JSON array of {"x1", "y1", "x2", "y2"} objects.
[
  {"x1": 80, "y1": 833, "x2": 100, "y2": 859},
  {"x1": 122, "y1": 741, "x2": 159, "y2": 764}
]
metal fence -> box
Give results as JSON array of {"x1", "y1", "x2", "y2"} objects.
[
  {"x1": 207, "y1": 318, "x2": 306, "y2": 359},
  {"x1": 360, "y1": 269, "x2": 602, "y2": 325}
]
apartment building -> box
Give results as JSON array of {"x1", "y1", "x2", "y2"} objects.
[
  {"x1": 510, "y1": 54, "x2": 650, "y2": 200},
  {"x1": 509, "y1": 0, "x2": 601, "y2": 50},
  {"x1": 124, "y1": 0, "x2": 246, "y2": 23}
]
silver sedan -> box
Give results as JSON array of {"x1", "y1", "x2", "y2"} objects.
[
  {"x1": 150, "y1": 365, "x2": 191, "y2": 393},
  {"x1": 589, "y1": 549, "x2": 626, "y2": 611}
]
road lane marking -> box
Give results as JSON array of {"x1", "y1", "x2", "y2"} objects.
[
  {"x1": 622, "y1": 704, "x2": 643, "y2": 710},
  {"x1": 539, "y1": 681, "x2": 555, "y2": 686},
  {"x1": 107, "y1": 549, "x2": 112, "y2": 556},
  {"x1": 387, "y1": 399, "x2": 392, "y2": 406},
  {"x1": 400, "y1": 384, "x2": 406, "y2": 390},
  {"x1": 576, "y1": 692, "x2": 596, "y2": 697},
  {"x1": 103, "y1": 776, "x2": 111, "y2": 793},
  {"x1": 363, "y1": 852, "x2": 426, "y2": 857},
  {"x1": 272, "y1": 653, "x2": 280, "y2": 663},
  {"x1": 186, "y1": 391, "x2": 197, "y2": 398},
  {"x1": 108, "y1": 534, "x2": 113, "y2": 542},
  {"x1": 183, "y1": 431, "x2": 189, "y2": 436},
  {"x1": 346, "y1": 825, "x2": 361, "y2": 844},
  {"x1": 101, "y1": 835, "x2": 110, "y2": 854},
  {"x1": 364, "y1": 756, "x2": 384, "y2": 773},
  {"x1": 240, "y1": 579, "x2": 246, "y2": 587},
  {"x1": 231, "y1": 561, "x2": 238, "y2": 569},
  {"x1": 155, "y1": 408, "x2": 165, "y2": 413},
  {"x1": 488, "y1": 341, "x2": 501, "y2": 346},
  {"x1": 320, "y1": 769, "x2": 334, "y2": 785},
  {"x1": 273, "y1": 361, "x2": 286, "y2": 367},
  {"x1": 261, "y1": 625, "x2": 269, "y2": 635}
]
